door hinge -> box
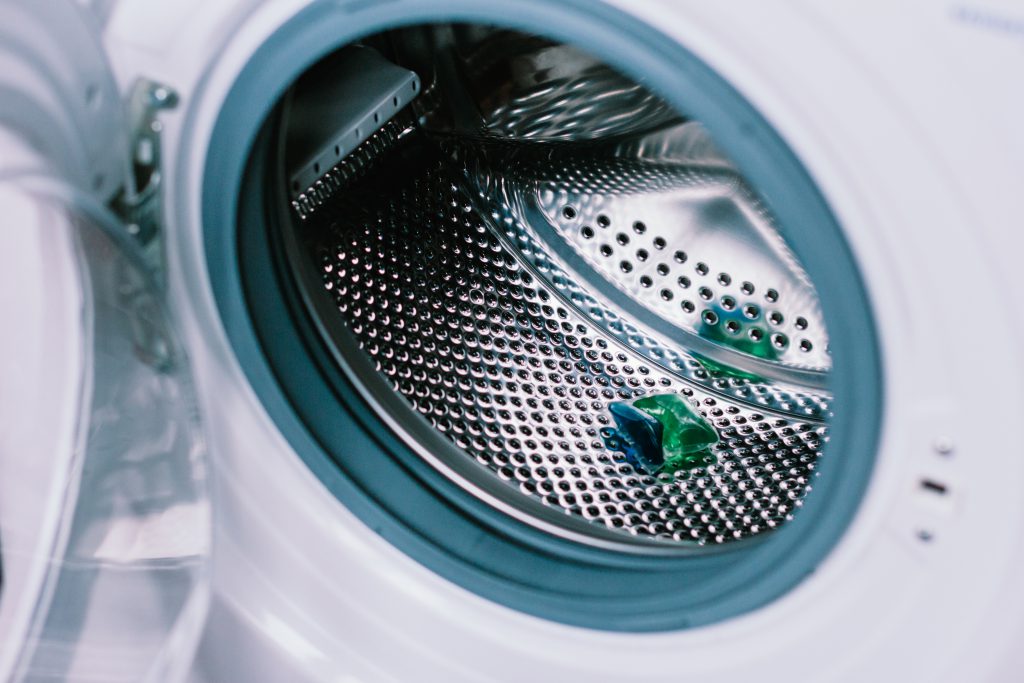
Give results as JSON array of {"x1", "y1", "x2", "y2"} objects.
[{"x1": 112, "y1": 78, "x2": 178, "y2": 282}]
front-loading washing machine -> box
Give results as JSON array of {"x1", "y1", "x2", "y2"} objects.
[{"x1": 1, "y1": 0, "x2": 1023, "y2": 680}]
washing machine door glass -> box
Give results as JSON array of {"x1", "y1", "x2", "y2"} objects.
[{"x1": 0, "y1": 2, "x2": 211, "y2": 681}]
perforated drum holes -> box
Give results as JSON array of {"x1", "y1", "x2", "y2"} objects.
[
  {"x1": 285, "y1": 28, "x2": 838, "y2": 549},
  {"x1": 304, "y1": 149, "x2": 829, "y2": 546},
  {"x1": 541, "y1": 178, "x2": 828, "y2": 371}
]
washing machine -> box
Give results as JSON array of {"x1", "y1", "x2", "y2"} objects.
[{"x1": 1, "y1": 0, "x2": 1023, "y2": 680}]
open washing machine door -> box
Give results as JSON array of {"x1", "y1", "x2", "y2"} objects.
[{"x1": 0, "y1": 1, "x2": 211, "y2": 681}]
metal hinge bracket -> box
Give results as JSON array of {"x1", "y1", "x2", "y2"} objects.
[{"x1": 112, "y1": 79, "x2": 179, "y2": 282}]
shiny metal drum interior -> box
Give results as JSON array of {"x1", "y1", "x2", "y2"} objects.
[{"x1": 278, "y1": 26, "x2": 833, "y2": 551}]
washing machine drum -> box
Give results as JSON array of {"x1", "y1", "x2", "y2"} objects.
[{"x1": 226, "y1": 22, "x2": 880, "y2": 631}]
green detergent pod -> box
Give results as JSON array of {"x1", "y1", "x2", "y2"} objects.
[
  {"x1": 632, "y1": 393, "x2": 719, "y2": 472},
  {"x1": 604, "y1": 393, "x2": 720, "y2": 475}
]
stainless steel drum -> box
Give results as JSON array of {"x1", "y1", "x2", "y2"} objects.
[{"x1": 279, "y1": 26, "x2": 834, "y2": 552}]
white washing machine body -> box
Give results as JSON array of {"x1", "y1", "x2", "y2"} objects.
[{"x1": 2, "y1": 0, "x2": 1023, "y2": 681}]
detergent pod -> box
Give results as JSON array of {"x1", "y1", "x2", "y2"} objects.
[{"x1": 604, "y1": 393, "x2": 719, "y2": 476}]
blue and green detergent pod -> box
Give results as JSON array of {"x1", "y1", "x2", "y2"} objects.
[{"x1": 603, "y1": 394, "x2": 720, "y2": 476}]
